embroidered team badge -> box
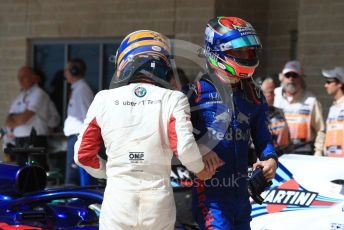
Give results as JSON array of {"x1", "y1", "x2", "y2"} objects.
[{"x1": 134, "y1": 86, "x2": 147, "y2": 98}]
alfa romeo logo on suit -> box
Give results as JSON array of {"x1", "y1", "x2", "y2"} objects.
[{"x1": 134, "y1": 86, "x2": 147, "y2": 97}]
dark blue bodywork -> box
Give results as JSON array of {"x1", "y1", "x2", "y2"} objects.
[
  {"x1": 0, "y1": 163, "x2": 103, "y2": 229},
  {"x1": 0, "y1": 161, "x2": 196, "y2": 229}
]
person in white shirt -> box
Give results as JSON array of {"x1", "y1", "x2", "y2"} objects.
[
  {"x1": 32, "y1": 68, "x2": 60, "y2": 129},
  {"x1": 5, "y1": 66, "x2": 60, "y2": 170},
  {"x1": 63, "y1": 58, "x2": 94, "y2": 185},
  {"x1": 322, "y1": 66, "x2": 344, "y2": 157}
]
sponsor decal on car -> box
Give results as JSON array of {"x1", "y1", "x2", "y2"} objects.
[{"x1": 251, "y1": 163, "x2": 343, "y2": 218}]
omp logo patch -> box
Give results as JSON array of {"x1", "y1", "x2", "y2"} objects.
[{"x1": 129, "y1": 152, "x2": 144, "y2": 163}]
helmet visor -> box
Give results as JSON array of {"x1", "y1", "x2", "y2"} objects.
[
  {"x1": 224, "y1": 47, "x2": 258, "y2": 60},
  {"x1": 224, "y1": 46, "x2": 259, "y2": 67},
  {"x1": 220, "y1": 35, "x2": 261, "y2": 50}
]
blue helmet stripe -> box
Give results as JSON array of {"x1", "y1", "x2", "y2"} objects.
[
  {"x1": 120, "y1": 45, "x2": 170, "y2": 66},
  {"x1": 117, "y1": 37, "x2": 158, "y2": 55},
  {"x1": 218, "y1": 28, "x2": 257, "y2": 42}
]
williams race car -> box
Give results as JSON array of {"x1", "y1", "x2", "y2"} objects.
[
  {"x1": 1, "y1": 154, "x2": 343, "y2": 229},
  {"x1": 251, "y1": 154, "x2": 344, "y2": 230}
]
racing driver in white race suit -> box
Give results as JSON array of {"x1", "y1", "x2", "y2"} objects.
[{"x1": 74, "y1": 30, "x2": 220, "y2": 229}]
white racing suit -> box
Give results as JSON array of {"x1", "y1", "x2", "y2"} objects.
[{"x1": 74, "y1": 83, "x2": 205, "y2": 230}]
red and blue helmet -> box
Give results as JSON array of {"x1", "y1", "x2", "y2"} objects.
[
  {"x1": 204, "y1": 17, "x2": 262, "y2": 83},
  {"x1": 114, "y1": 30, "x2": 172, "y2": 85}
]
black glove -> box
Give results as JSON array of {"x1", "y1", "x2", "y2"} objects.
[{"x1": 248, "y1": 167, "x2": 272, "y2": 204}]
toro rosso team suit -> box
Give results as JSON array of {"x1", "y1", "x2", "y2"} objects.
[
  {"x1": 74, "y1": 83, "x2": 205, "y2": 230},
  {"x1": 183, "y1": 77, "x2": 277, "y2": 230}
]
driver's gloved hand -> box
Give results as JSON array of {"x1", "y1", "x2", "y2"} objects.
[{"x1": 248, "y1": 167, "x2": 272, "y2": 204}]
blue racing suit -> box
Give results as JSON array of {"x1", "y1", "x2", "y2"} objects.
[{"x1": 183, "y1": 77, "x2": 277, "y2": 230}]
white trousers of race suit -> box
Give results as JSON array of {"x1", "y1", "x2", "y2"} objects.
[{"x1": 100, "y1": 182, "x2": 176, "y2": 230}]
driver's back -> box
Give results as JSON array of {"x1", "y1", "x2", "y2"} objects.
[{"x1": 74, "y1": 83, "x2": 204, "y2": 229}]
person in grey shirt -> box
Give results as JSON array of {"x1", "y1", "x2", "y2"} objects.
[{"x1": 63, "y1": 58, "x2": 94, "y2": 185}]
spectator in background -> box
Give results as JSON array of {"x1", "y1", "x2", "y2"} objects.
[
  {"x1": 261, "y1": 78, "x2": 291, "y2": 155},
  {"x1": 274, "y1": 60, "x2": 325, "y2": 156},
  {"x1": 4, "y1": 66, "x2": 59, "y2": 170},
  {"x1": 32, "y1": 68, "x2": 46, "y2": 88},
  {"x1": 50, "y1": 70, "x2": 65, "y2": 119},
  {"x1": 32, "y1": 68, "x2": 60, "y2": 129},
  {"x1": 322, "y1": 67, "x2": 344, "y2": 157},
  {"x1": 63, "y1": 58, "x2": 95, "y2": 185}
]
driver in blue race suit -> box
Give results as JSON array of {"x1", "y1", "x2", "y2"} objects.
[{"x1": 183, "y1": 17, "x2": 278, "y2": 230}]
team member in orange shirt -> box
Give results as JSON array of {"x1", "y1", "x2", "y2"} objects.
[
  {"x1": 274, "y1": 60, "x2": 325, "y2": 155},
  {"x1": 322, "y1": 67, "x2": 344, "y2": 157}
]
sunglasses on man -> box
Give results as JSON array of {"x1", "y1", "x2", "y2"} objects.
[
  {"x1": 284, "y1": 73, "x2": 300, "y2": 79},
  {"x1": 325, "y1": 79, "x2": 338, "y2": 84}
]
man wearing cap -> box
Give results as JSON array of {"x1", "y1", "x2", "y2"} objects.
[
  {"x1": 274, "y1": 60, "x2": 325, "y2": 156},
  {"x1": 322, "y1": 67, "x2": 344, "y2": 157}
]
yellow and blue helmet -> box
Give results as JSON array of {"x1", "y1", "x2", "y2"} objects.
[{"x1": 113, "y1": 30, "x2": 172, "y2": 86}]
